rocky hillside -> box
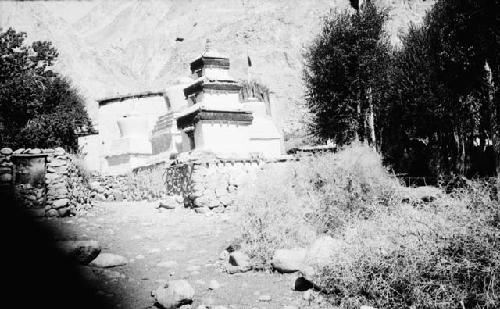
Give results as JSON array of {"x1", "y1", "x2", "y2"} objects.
[{"x1": 0, "y1": 0, "x2": 433, "y2": 137}]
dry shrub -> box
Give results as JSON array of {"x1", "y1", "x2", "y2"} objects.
[
  {"x1": 237, "y1": 143, "x2": 499, "y2": 308},
  {"x1": 70, "y1": 152, "x2": 92, "y2": 185},
  {"x1": 236, "y1": 143, "x2": 400, "y2": 268},
  {"x1": 317, "y1": 178, "x2": 500, "y2": 309},
  {"x1": 236, "y1": 162, "x2": 318, "y2": 268},
  {"x1": 308, "y1": 144, "x2": 402, "y2": 235},
  {"x1": 124, "y1": 164, "x2": 166, "y2": 198}
]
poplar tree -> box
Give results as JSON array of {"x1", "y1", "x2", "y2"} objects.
[{"x1": 303, "y1": 2, "x2": 390, "y2": 146}]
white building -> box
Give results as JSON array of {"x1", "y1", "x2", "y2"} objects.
[{"x1": 79, "y1": 47, "x2": 283, "y2": 174}]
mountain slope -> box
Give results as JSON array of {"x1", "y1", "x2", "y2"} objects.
[{"x1": 0, "y1": 0, "x2": 434, "y2": 135}]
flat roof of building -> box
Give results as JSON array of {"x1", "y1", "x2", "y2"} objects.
[{"x1": 97, "y1": 90, "x2": 165, "y2": 106}]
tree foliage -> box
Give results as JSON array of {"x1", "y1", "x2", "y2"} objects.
[
  {"x1": 305, "y1": 0, "x2": 500, "y2": 177},
  {"x1": 304, "y1": 2, "x2": 390, "y2": 145},
  {"x1": 0, "y1": 27, "x2": 92, "y2": 151}
]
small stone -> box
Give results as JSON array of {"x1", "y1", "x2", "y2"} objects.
[
  {"x1": 208, "y1": 279, "x2": 221, "y2": 290},
  {"x1": 157, "y1": 261, "x2": 178, "y2": 268},
  {"x1": 219, "y1": 250, "x2": 229, "y2": 261},
  {"x1": 101, "y1": 269, "x2": 125, "y2": 279},
  {"x1": 29, "y1": 148, "x2": 42, "y2": 154},
  {"x1": 46, "y1": 209, "x2": 59, "y2": 217},
  {"x1": 53, "y1": 198, "x2": 69, "y2": 209},
  {"x1": 294, "y1": 277, "x2": 313, "y2": 291},
  {"x1": 90, "y1": 253, "x2": 127, "y2": 268},
  {"x1": 226, "y1": 265, "x2": 251, "y2": 274},
  {"x1": 55, "y1": 240, "x2": 101, "y2": 265},
  {"x1": 58, "y1": 207, "x2": 69, "y2": 217},
  {"x1": 258, "y1": 295, "x2": 272, "y2": 302},
  {"x1": 194, "y1": 207, "x2": 208, "y2": 214},
  {"x1": 135, "y1": 254, "x2": 145, "y2": 259},
  {"x1": 229, "y1": 251, "x2": 250, "y2": 268},
  {"x1": 0, "y1": 147, "x2": 13, "y2": 155},
  {"x1": 158, "y1": 196, "x2": 178, "y2": 209},
  {"x1": 186, "y1": 265, "x2": 200, "y2": 272},
  {"x1": 360, "y1": 306, "x2": 377, "y2": 309},
  {"x1": 153, "y1": 280, "x2": 195, "y2": 309}
]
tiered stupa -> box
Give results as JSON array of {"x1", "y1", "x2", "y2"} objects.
[{"x1": 176, "y1": 42, "x2": 255, "y2": 157}]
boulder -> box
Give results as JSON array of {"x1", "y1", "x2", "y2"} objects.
[
  {"x1": 46, "y1": 209, "x2": 59, "y2": 217},
  {"x1": 304, "y1": 236, "x2": 343, "y2": 267},
  {"x1": 271, "y1": 248, "x2": 307, "y2": 273},
  {"x1": 229, "y1": 251, "x2": 251, "y2": 268},
  {"x1": 153, "y1": 280, "x2": 195, "y2": 309},
  {"x1": 57, "y1": 207, "x2": 69, "y2": 217},
  {"x1": 0, "y1": 147, "x2": 13, "y2": 155},
  {"x1": 52, "y1": 198, "x2": 69, "y2": 209},
  {"x1": 55, "y1": 240, "x2": 101, "y2": 265},
  {"x1": 294, "y1": 276, "x2": 314, "y2": 291},
  {"x1": 90, "y1": 253, "x2": 127, "y2": 268},
  {"x1": 54, "y1": 147, "x2": 65, "y2": 155},
  {"x1": 158, "y1": 197, "x2": 178, "y2": 210}
]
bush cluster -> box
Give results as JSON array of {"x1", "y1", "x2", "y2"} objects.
[
  {"x1": 236, "y1": 144, "x2": 400, "y2": 268},
  {"x1": 236, "y1": 145, "x2": 500, "y2": 308}
]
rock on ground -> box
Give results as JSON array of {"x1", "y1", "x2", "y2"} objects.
[
  {"x1": 229, "y1": 251, "x2": 250, "y2": 268},
  {"x1": 208, "y1": 279, "x2": 221, "y2": 290},
  {"x1": 294, "y1": 277, "x2": 313, "y2": 291},
  {"x1": 153, "y1": 280, "x2": 195, "y2": 309},
  {"x1": 55, "y1": 240, "x2": 101, "y2": 265},
  {"x1": 271, "y1": 247, "x2": 306, "y2": 273},
  {"x1": 303, "y1": 236, "x2": 343, "y2": 267},
  {"x1": 90, "y1": 253, "x2": 127, "y2": 268}
]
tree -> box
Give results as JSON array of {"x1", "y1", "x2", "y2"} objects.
[
  {"x1": 0, "y1": 27, "x2": 92, "y2": 151},
  {"x1": 303, "y1": 2, "x2": 390, "y2": 146},
  {"x1": 382, "y1": 0, "x2": 500, "y2": 177}
]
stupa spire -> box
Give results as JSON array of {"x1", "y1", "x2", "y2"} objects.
[{"x1": 204, "y1": 38, "x2": 211, "y2": 53}]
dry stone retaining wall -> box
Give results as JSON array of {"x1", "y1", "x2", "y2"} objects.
[
  {"x1": 0, "y1": 147, "x2": 95, "y2": 217},
  {"x1": 164, "y1": 159, "x2": 263, "y2": 213},
  {"x1": 89, "y1": 162, "x2": 168, "y2": 202}
]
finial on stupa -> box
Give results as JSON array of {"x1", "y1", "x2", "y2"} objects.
[{"x1": 204, "y1": 38, "x2": 211, "y2": 53}]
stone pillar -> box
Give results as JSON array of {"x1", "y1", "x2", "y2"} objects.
[{"x1": 44, "y1": 147, "x2": 71, "y2": 217}]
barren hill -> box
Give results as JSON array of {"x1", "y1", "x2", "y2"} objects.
[{"x1": 0, "y1": 0, "x2": 433, "y2": 137}]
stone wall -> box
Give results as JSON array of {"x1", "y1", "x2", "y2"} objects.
[
  {"x1": 0, "y1": 147, "x2": 95, "y2": 217},
  {"x1": 89, "y1": 162, "x2": 168, "y2": 202},
  {"x1": 163, "y1": 158, "x2": 264, "y2": 213}
]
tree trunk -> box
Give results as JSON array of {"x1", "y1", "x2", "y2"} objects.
[
  {"x1": 367, "y1": 87, "x2": 376, "y2": 148},
  {"x1": 485, "y1": 60, "x2": 500, "y2": 176}
]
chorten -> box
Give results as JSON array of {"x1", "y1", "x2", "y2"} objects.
[{"x1": 176, "y1": 40, "x2": 254, "y2": 157}]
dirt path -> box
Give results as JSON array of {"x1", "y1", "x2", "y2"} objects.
[{"x1": 42, "y1": 202, "x2": 319, "y2": 309}]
